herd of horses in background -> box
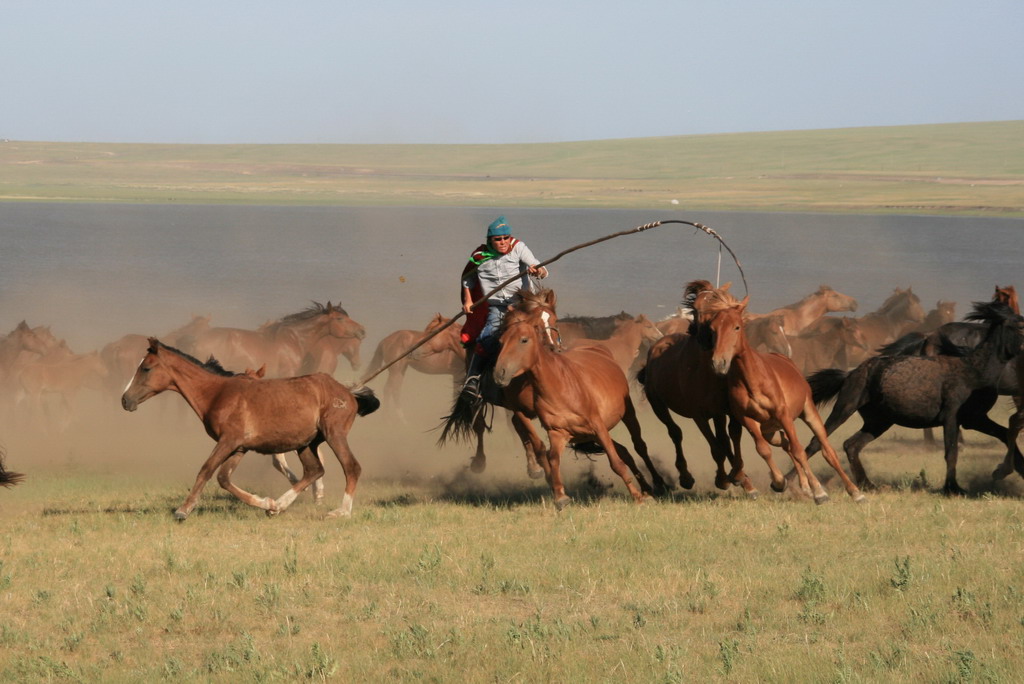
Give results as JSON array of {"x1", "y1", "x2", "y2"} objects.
[{"x1": 1, "y1": 283, "x2": 1022, "y2": 519}]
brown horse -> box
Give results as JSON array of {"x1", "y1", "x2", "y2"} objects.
[
  {"x1": 493, "y1": 309, "x2": 661, "y2": 509},
  {"x1": 566, "y1": 314, "x2": 664, "y2": 373},
  {"x1": 364, "y1": 313, "x2": 466, "y2": 418},
  {"x1": 787, "y1": 316, "x2": 872, "y2": 375},
  {"x1": 121, "y1": 339, "x2": 379, "y2": 520},
  {"x1": 744, "y1": 312, "x2": 793, "y2": 357},
  {"x1": 995, "y1": 284, "x2": 1020, "y2": 315},
  {"x1": 914, "y1": 301, "x2": 957, "y2": 334},
  {"x1": 191, "y1": 302, "x2": 361, "y2": 379},
  {"x1": 0, "y1": 322, "x2": 60, "y2": 393},
  {"x1": 697, "y1": 286, "x2": 865, "y2": 504},
  {"x1": 805, "y1": 287, "x2": 926, "y2": 367},
  {"x1": 439, "y1": 288, "x2": 560, "y2": 479},
  {"x1": 15, "y1": 342, "x2": 109, "y2": 427},
  {"x1": 761, "y1": 285, "x2": 859, "y2": 336},
  {"x1": 100, "y1": 315, "x2": 212, "y2": 393}
]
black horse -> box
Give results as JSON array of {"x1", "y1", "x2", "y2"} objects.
[{"x1": 804, "y1": 300, "x2": 1023, "y2": 494}]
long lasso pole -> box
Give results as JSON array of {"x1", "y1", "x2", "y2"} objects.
[{"x1": 357, "y1": 219, "x2": 747, "y2": 387}]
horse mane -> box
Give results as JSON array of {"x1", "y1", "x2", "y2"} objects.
[
  {"x1": 963, "y1": 300, "x2": 1024, "y2": 359},
  {"x1": 151, "y1": 340, "x2": 236, "y2": 377},
  {"x1": 513, "y1": 287, "x2": 557, "y2": 313},
  {"x1": 278, "y1": 301, "x2": 349, "y2": 324},
  {"x1": 558, "y1": 311, "x2": 632, "y2": 339}
]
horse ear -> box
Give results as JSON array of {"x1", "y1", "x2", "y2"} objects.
[
  {"x1": 720, "y1": 282, "x2": 732, "y2": 292},
  {"x1": 147, "y1": 337, "x2": 160, "y2": 353},
  {"x1": 739, "y1": 295, "x2": 750, "y2": 311}
]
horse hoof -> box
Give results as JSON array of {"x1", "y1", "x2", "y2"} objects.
[
  {"x1": 680, "y1": 474, "x2": 696, "y2": 490},
  {"x1": 173, "y1": 510, "x2": 188, "y2": 521},
  {"x1": 265, "y1": 508, "x2": 279, "y2": 518},
  {"x1": 745, "y1": 490, "x2": 759, "y2": 500},
  {"x1": 853, "y1": 493, "x2": 867, "y2": 504},
  {"x1": 554, "y1": 496, "x2": 572, "y2": 511},
  {"x1": 770, "y1": 480, "x2": 786, "y2": 493},
  {"x1": 992, "y1": 466, "x2": 1012, "y2": 481},
  {"x1": 714, "y1": 476, "x2": 729, "y2": 490},
  {"x1": 814, "y1": 493, "x2": 830, "y2": 505},
  {"x1": 469, "y1": 457, "x2": 486, "y2": 474},
  {"x1": 527, "y1": 466, "x2": 545, "y2": 480}
]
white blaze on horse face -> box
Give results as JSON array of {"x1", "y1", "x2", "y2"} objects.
[
  {"x1": 540, "y1": 311, "x2": 556, "y2": 347},
  {"x1": 122, "y1": 353, "x2": 149, "y2": 395}
]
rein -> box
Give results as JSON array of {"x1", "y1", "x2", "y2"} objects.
[{"x1": 357, "y1": 219, "x2": 747, "y2": 387}]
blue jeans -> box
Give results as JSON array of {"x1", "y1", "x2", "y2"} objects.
[{"x1": 477, "y1": 303, "x2": 508, "y2": 356}]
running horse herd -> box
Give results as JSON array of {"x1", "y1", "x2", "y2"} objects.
[{"x1": 1, "y1": 285, "x2": 1023, "y2": 519}]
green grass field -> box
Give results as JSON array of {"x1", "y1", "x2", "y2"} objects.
[
  {"x1": 1, "y1": 120, "x2": 1022, "y2": 215},
  {"x1": 2, "y1": 395, "x2": 1023, "y2": 682}
]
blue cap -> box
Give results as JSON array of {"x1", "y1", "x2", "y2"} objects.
[{"x1": 487, "y1": 216, "x2": 511, "y2": 237}]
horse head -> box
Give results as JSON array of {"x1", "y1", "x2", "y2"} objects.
[
  {"x1": 121, "y1": 338, "x2": 171, "y2": 411},
  {"x1": 820, "y1": 285, "x2": 858, "y2": 313},
  {"x1": 493, "y1": 317, "x2": 543, "y2": 387},
  {"x1": 994, "y1": 285, "x2": 1020, "y2": 315}
]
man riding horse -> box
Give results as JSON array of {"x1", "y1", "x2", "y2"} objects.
[{"x1": 460, "y1": 215, "x2": 548, "y2": 397}]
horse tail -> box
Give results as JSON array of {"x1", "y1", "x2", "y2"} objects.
[
  {"x1": 0, "y1": 450, "x2": 25, "y2": 488},
  {"x1": 570, "y1": 440, "x2": 606, "y2": 455},
  {"x1": 352, "y1": 386, "x2": 381, "y2": 416},
  {"x1": 877, "y1": 332, "x2": 926, "y2": 357},
  {"x1": 437, "y1": 392, "x2": 486, "y2": 445},
  {"x1": 635, "y1": 363, "x2": 648, "y2": 387},
  {"x1": 806, "y1": 368, "x2": 849, "y2": 407},
  {"x1": 365, "y1": 340, "x2": 386, "y2": 377}
]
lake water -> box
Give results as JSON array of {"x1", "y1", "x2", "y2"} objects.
[{"x1": 1, "y1": 203, "x2": 1021, "y2": 352}]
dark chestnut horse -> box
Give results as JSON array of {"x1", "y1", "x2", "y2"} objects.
[
  {"x1": 493, "y1": 308, "x2": 662, "y2": 509},
  {"x1": 364, "y1": 313, "x2": 465, "y2": 418},
  {"x1": 698, "y1": 286, "x2": 865, "y2": 504},
  {"x1": 638, "y1": 280, "x2": 757, "y2": 496},
  {"x1": 122, "y1": 339, "x2": 379, "y2": 519},
  {"x1": 806, "y1": 300, "x2": 1023, "y2": 494}
]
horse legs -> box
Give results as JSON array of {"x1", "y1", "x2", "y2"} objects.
[
  {"x1": 176, "y1": 440, "x2": 242, "y2": 520},
  {"x1": 593, "y1": 425, "x2": 647, "y2": 504},
  {"x1": 271, "y1": 443, "x2": 326, "y2": 514},
  {"x1": 510, "y1": 411, "x2": 546, "y2": 479},
  {"x1": 610, "y1": 439, "x2": 655, "y2": 498},
  {"x1": 620, "y1": 397, "x2": 669, "y2": 495},
  {"x1": 800, "y1": 402, "x2": 866, "y2": 502},
  {"x1": 321, "y1": 428, "x2": 362, "y2": 518},
  {"x1": 742, "y1": 416, "x2": 787, "y2": 493},
  {"x1": 647, "y1": 394, "x2": 695, "y2": 489},
  {"x1": 993, "y1": 409, "x2": 1024, "y2": 480},
  {"x1": 271, "y1": 453, "x2": 300, "y2": 484},
  {"x1": 841, "y1": 417, "x2": 893, "y2": 490},
  {"x1": 470, "y1": 412, "x2": 488, "y2": 474},
  {"x1": 775, "y1": 416, "x2": 833, "y2": 504},
  {"x1": 545, "y1": 430, "x2": 572, "y2": 510},
  {"x1": 722, "y1": 416, "x2": 758, "y2": 497},
  {"x1": 216, "y1": 452, "x2": 279, "y2": 513},
  {"x1": 941, "y1": 415, "x2": 966, "y2": 496},
  {"x1": 383, "y1": 364, "x2": 408, "y2": 423}
]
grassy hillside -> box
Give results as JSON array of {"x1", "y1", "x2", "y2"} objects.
[{"x1": 1, "y1": 120, "x2": 1022, "y2": 215}]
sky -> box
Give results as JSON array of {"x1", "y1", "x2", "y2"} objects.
[{"x1": 2, "y1": 0, "x2": 1022, "y2": 145}]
